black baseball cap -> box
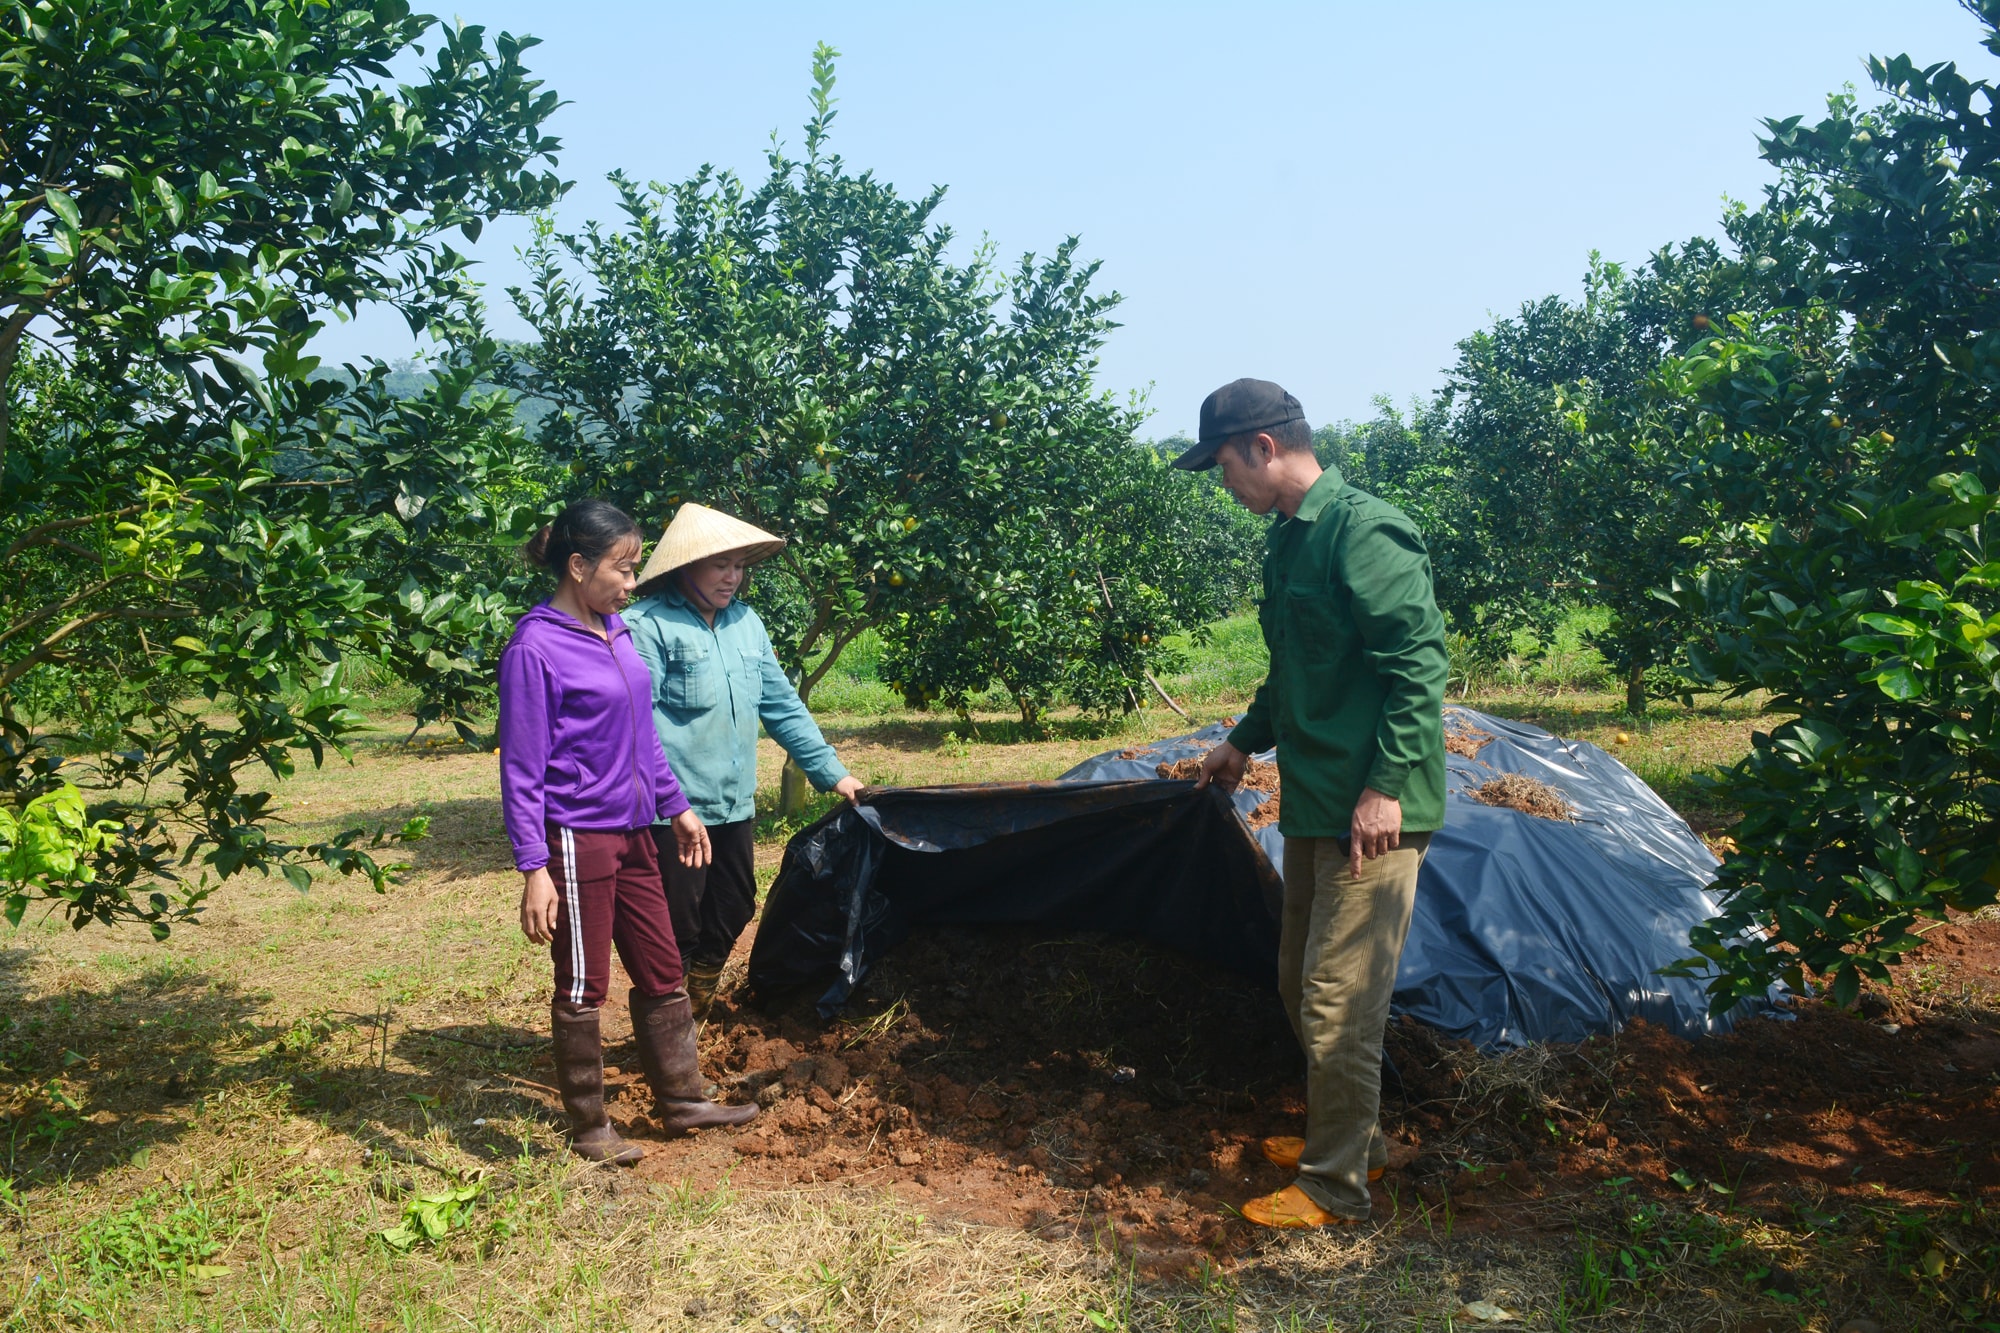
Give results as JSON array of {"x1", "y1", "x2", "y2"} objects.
[{"x1": 1172, "y1": 378, "x2": 1307, "y2": 470}]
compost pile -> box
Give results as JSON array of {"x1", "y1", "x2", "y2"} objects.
[
  {"x1": 1154, "y1": 752, "x2": 1282, "y2": 829},
  {"x1": 749, "y1": 707, "x2": 1775, "y2": 1049},
  {"x1": 594, "y1": 911, "x2": 2000, "y2": 1284}
]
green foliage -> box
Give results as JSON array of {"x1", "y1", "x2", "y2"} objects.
[
  {"x1": 881, "y1": 446, "x2": 1260, "y2": 725},
  {"x1": 0, "y1": 782, "x2": 123, "y2": 929},
  {"x1": 1407, "y1": 247, "x2": 1747, "y2": 710},
  {"x1": 0, "y1": 0, "x2": 563, "y2": 934},
  {"x1": 505, "y1": 47, "x2": 1252, "y2": 724},
  {"x1": 72, "y1": 1187, "x2": 228, "y2": 1285},
  {"x1": 1308, "y1": 246, "x2": 1743, "y2": 720},
  {"x1": 1157, "y1": 609, "x2": 1269, "y2": 706},
  {"x1": 1662, "y1": 8, "x2": 2000, "y2": 1008},
  {"x1": 377, "y1": 1178, "x2": 488, "y2": 1253}
]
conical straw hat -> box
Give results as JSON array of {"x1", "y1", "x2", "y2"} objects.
[{"x1": 636, "y1": 503, "x2": 787, "y2": 596}]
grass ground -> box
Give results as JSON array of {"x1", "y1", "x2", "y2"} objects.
[{"x1": 10, "y1": 615, "x2": 1979, "y2": 1331}]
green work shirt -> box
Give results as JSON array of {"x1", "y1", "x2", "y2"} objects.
[
  {"x1": 1227, "y1": 465, "x2": 1449, "y2": 836},
  {"x1": 623, "y1": 587, "x2": 849, "y2": 826}
]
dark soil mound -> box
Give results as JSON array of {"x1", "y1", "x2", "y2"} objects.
[{"x1": 599, "y1": 913, "x2": 2000, "y2": 1288}]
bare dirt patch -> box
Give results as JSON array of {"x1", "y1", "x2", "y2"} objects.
[{"x1": 549, "y1": 911, "x2": 2000, "y2": 1320}]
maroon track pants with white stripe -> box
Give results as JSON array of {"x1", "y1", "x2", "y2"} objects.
[{"x1": 547, "y1": 824, "x2": 684, "y2": 1007}]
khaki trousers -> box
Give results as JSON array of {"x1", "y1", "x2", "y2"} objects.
[{"x1": 1278, "y1": 831, "x2": 1430, "y2": 1220}]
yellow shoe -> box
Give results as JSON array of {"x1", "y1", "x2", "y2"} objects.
[
  {"x1": 1239, "y1": 1184, "x2": 1363, "y2": 1230},
  {"x1": 1258, "y1": 1136, "x2": 1384, "y2": 1181}
]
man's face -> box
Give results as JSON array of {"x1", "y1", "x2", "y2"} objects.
[{"x1": 1215, "y1": 435, "x2": 1278, "y2": 515}]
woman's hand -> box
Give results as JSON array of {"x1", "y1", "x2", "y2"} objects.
[
  {"x1": 833, "y1": 775, "x2": 867, "y2": 803},
  {"x1": 672, "y1": 809, "x2": 712, "y2": 868},
  {"x1": 520, "y1": 868, "x2": 559, "y2": 944}
]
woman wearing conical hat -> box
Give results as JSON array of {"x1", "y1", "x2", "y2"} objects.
[{"x1": 624, "y1": 503, "x2": 866, "y2": 1015}]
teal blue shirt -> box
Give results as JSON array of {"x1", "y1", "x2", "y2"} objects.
[{"x1": 623, "y1": 587, "x2": 849, "y2": 826}]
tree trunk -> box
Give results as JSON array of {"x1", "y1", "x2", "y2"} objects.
[
  {"x1": 779, "y1": 755, "x2": 809, "y2": 818},
  {"x1": 1626, "y1": 659, "x2": 1647, "y2": 718},
  {"x1": 781, "y1": 657, "x2": 815, "y2": 817}
]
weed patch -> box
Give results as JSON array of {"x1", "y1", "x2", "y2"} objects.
[{"x1": 71, "y1": 1187, "x2": 230, "y2": 1285}]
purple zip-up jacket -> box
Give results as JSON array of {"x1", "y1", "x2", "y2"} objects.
[{"x1": 498, "y1": 603, "x2": 692, "y2": 872}]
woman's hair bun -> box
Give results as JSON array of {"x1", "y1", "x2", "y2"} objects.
[
  {"x1": 521, "y1": 500, "x2": 640, "y2": 575},
  {"x1": 522, "y1": 524, "x2": 556, "y2": 569}
]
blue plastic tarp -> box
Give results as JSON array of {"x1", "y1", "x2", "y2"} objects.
[
  {"x1": 746, "y1": 707, "x2": 1769, "y2": 1048},
  {"x1": 1063, "y1": 707, "x2": 1767, "y2": 1047}
]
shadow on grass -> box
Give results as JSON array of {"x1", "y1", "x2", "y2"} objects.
[
  {"x1": 288, "y1": 796, "x2": 514, "y2": 881},
  {"x1": 3, "y1": 958, "x2": 283, "y2": 1186},
  {"x1": 0, "y1": 952, "x2": 579, "y2": 1193}
]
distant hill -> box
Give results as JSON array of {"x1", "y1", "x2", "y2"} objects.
[{"x1": 311, "y1": 358, "x2": 558, "y2": 433}]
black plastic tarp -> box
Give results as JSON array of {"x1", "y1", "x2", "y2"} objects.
[{"x1": 746, "y1": 707, "x2": 1766, "y2": 1048}]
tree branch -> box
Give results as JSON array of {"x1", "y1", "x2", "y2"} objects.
[
  {"x1": 1144, "y1": 670, "x2": 1190, "y2": 720},
  {"x1": 798, "y1": 616, "x2": 872, "y2": 703},
  {"x1": 790, "y1": 596, "x2": 835, "y2": 678},
  {"x1": 0, "y1": 603, "x2": 198, "y2": 690},
  {"x1": 0, "y1": 506, "x2": 142, "y2": 565}
]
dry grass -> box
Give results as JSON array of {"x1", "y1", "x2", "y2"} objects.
[
  {"x1": 1471, "y1": 773, "x2": 1574, "y2": 822},
  {"x1": 0, "y1": 687, "x2": 1800, "y2": 1330},
  {"x1": 1442, "y1": 714, "x2": 1494, "y2": 758}
]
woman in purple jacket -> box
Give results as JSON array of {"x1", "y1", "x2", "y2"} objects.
[{"x1": 499, "y1": 499, "x2": 758, "y2": 1164}]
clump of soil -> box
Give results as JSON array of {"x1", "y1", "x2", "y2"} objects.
[
  {"x1": 1156, "y1": 753, "x2": 1281, "y2": 829},
  {"x1": 1443, "y1": 712, "x2": 1494, "y2": 757},
  {"x1": 1471, "y1": 772, "x2": 1572, "y2": 821},
  {"x1": 633, "y1": 925, "x2": 1309, "y2": 1274}
]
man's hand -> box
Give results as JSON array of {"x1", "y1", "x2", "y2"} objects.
[
  {"x1": 672, "y1": 809, "x2": 712, "y2": 868},
  {"x1": 833, "y1": 775, "x2": 867, "y2": 803},
  {"x1": 1194, "y1": 741, "x2": 1248, "y2": 793},
  {"x1": 520, "y1": 867, "x2": 558, "y2": 944},
  {"x1": 1349, "y1": 786, "x2": 1402, "y2": 880}
]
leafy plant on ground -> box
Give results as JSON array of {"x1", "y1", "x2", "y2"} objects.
[
  {"x1": 377, "y1": 1178, "x2": 489, "y2": 1253},
  {"x1": 71, "y1": 1188, "x2": 229, "y2": 1285}
]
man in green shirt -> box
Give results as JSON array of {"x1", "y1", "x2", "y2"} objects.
[{"x1": 1181, "y1": 378, "x2": 1448, "y2": 1229}]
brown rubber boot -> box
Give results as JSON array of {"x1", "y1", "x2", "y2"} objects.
[
  {"x1": 630, "y1": 989, "x2": 759, "y2": 1135},
  {"x1": 685, "y1": 962, "x2": 725, "y2": 1020},
  {"x1": 550, "y1": 1003, "x2": 644, "y2": 1166}
]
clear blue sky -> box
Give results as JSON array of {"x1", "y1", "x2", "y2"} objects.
[{"x1": 320, "y1": 2, "x2": 1997, "y2": 437}]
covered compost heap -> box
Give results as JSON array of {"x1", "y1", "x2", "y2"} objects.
[{"x1": 746, "y1": 707, "x2": 1765, "y2": 1048}]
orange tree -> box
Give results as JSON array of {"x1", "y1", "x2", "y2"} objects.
[
  {"x1": 1664, "y1": 5, "x2": 2000, "y2": 1008},
  {"x1": 879, "y1": 440, "x2": 1260, "y2": 727},
  {"x1": 1416, "y1": 247, "x2": 1748, "y2": 710},
  {"x1": 0, "y1": 0, "x2": 563, "y2": 934},
  {"x1": 502, "y1": 49, "x2": 1241, "y2": 734},
  {"x1": 1312, "y1": 249, "x2": 1751, "y2": 711}
]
